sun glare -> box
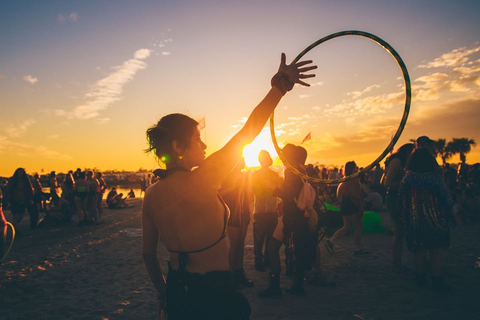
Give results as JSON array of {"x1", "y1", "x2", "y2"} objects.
[{"x1": 242, "y1": 130, "x2": 278, "y2": 167}]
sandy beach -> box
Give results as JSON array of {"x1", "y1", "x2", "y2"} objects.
[{"x1": 1, "y1": 199, "x2": 479, "y2": 320}]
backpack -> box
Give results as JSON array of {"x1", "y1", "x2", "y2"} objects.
[{"x1": 295, "y1": 180, "x2": 316, "y2": 211}]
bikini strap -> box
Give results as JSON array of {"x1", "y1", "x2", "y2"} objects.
[{"x1": 168, "y1": 194, "x2": 229, "y2": 271}]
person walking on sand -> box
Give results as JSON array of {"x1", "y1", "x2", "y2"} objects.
[
  {"x1": 325, "y1": 161, "x2": 369, "y2": 255},
  {"x1": 141, "y1": 53, "x2": 316, "y2": 319}
]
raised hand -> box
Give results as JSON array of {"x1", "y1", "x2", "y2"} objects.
[{"x1": 277, "y1": 53, "x2": 317, "y2": 88}]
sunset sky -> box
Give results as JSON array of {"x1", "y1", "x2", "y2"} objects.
[{"x1": 1, "y1": 0, "x2": 480, "y2": 176}]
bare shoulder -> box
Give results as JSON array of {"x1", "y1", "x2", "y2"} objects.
[{"x1": 143, "y1": 181, "x2": 163, "y2": 213}]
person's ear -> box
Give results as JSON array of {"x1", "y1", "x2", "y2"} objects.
[{"x1": 172, "y1": 140, "x2": 184, "y2": 157}]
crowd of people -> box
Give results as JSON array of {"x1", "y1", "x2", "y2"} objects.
[
  {"x1": 2, "y1": 62, "x2": 478, "y2": 319},
  {"x1": 139, "y1": 53, "x2": 475, "y2": 318},
  {"x1": 141, "y1": 127, "x2": 478, "y2": 319},
  {"x1": 0, "y1": 168, "x2": 141, "y2": 231}
]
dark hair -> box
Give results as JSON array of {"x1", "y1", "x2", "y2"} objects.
[
  {"x1": 344, "y1": 161, "x2": 357, "y2": 176},
  {"x1": 258, "y1": 150, "x2": 273, "y2": 167},
  {"x1": 386, "y1": 143, "x2": 415, "y2": 167},
  {"x1": 64, "y1": 172, "x2": 75, "y2": 186},
  {"x1": 10, "y1": 168, "x2": 33, "y2": 191},
  {"x1": 282, "y1": 144, "x2": 307, "y2": 166},
  {"x1": 146, "y1": 113, "x2": 198, "y2": 165},
  {"x1": 405, "y1": 148, "x2": 438, "y2": 173}
]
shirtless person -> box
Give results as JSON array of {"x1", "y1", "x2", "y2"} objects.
[{"x1": 142, "y1": 53, "x2": 316, "y2": 319}]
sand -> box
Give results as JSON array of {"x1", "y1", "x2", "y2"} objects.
[{"x1": 1, "y1": 199, "x2": 479, "y2": 320}]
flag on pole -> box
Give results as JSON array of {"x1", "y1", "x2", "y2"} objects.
[
  {"x1": 198, "y1": 117, "x2": 206, "y2": 130},
  {"x1": 302, "y1": 132, "x2": 311, "y2": 144}
]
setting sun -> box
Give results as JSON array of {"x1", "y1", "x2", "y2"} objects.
[{"x1": 242, "y1": 129, "x2": 278, "y2": 167}]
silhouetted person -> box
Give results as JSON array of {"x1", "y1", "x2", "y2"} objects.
[
  {"x1": 325, "y1": 161, "x2": 369, "y2": 255},
  {"x1": 443, "y1": 163, "x2": 457, "y2": 191},
  {"x1": 74, "y1": 171, "x2": 88, "y2": 225},
  {"x1": 258, "y1": 144, "x2": 314, "y2": 298},
  {"x1": 61, "y1": 172, "x2": 75, "y2": 222},
  {"x1": 220, "y1": 158, "x2": 253, "y2": 287},
  {"x1": 106, "y1": 187, "x2": 127, "y2": 209},
  {"x1": 383, "y1": 143, "x2": 415, "y2": 275},
  {"x1": 251, "y1": 150, "x2": 280, "y2": 271},
  {"x1": 49, "y1": 171, "x2": 60, "y2": 208},
  {"x1": 141, "y1": 54, "x2": 315, "y2": 319},
  {"x1": 398, "y1": 148, "x2": 453, "y2": 291},
  {"x1": 8, "y1": 168, "x2": 38, "y2": 229},
  {"x1": 96, "y1": 172, "x2": 107, "y2": 218},
  {"x1": 86, "y1": 171, "x2": 100, "y2": 224}
]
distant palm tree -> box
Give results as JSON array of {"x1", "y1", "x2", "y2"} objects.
[
  {"x1": 434, "y1": 139, "x2": 452, "y2": 166},
  {"x1": 446, "y1": 138, "x2": 476, "y2": 163}
]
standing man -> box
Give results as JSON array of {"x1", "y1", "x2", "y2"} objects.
[
  {"x1": 96, "y1": 172, "x2": 107, "y2": 219},
  {"x1": 251, "y1": 150, "x2": 281, "y2": 271},
  {"x1": 86, "y1": 171, "x2": 100, "y2": 224}
]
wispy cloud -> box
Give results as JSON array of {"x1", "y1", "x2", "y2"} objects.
[
  {"x1": 56, "y1": 48, "x2": 151, "y2": 120},
  {"x1": 417, "y1": 44, "x2": 480, "y2": 69},
  {"x1": 413, "y1": 72, "x2": 449, "y2": 101},
  {"x1": 0, "y1": 74, "x2": 5, "y2": 80},
  {"x1": 323, "y1": 89, "x2": 404, "y2": 122},
  {"x1": 5, "y1": 118, "x2": 36, "y2": 138},
  {"x1": 58, "y1": 12, "x2": 78, "y2": 23},
  {"x1": 0, "y1": 135, "x2": 72, "y2": 161},
  {"x1": 453, "y1": 59, "x2": 480, "y2": 74},
  {"x1": 47, "y1": 134, "x2": 59, "y2": 140},
  {"x1": 23, "y1": 75, "x2": 38, "y2": 84},
  {"x1": 347, "y1": 84, "x2": 380, "y2": 99},
  {"x1": 161, "y1": 51, "x2": 171, "y2": 56},
  {"x1": 287, "y1": 114, "x2": 311, "y2": 121}
]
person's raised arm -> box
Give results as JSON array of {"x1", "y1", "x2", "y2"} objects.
[{"x1": 199, "y1": 54, "x2": 316, "y2": 185}]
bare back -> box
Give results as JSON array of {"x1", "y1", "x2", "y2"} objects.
[{"x1": 143, "y1": 171, "x2": 230, "y2": 274}]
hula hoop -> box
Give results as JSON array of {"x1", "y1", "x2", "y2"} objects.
[
  {"x1": 270, "y1": 30, "x2": 411, "y2": 184},
  {"x1": 1, "y1": 222, "x2": 15, "y2": 263}
]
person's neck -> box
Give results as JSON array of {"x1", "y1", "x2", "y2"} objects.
[{"x1": 166, "y1": 164, "x2": 192, "y2": 172}]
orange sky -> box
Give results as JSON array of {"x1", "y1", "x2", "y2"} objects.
[{"x1": 1, "y1": 1, "x2": 480, "y2": 176}]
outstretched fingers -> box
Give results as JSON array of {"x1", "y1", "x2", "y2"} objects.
[
  {"x1": 295, "y1": 60, "x2": 314, "y2": 68},
  {"x1": 298, "y1": 65, "x2": 317, "y2": 73},
  {"x1": 299, "y1": 74, "x2": 315, "y2": 79},
  {"x1": 297, "y1": 80, "x2": 311, "y2": 87}
]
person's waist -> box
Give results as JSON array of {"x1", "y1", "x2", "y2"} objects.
[{"x1": 167, "y1": 269, "x2": 235, "y2": 290}]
